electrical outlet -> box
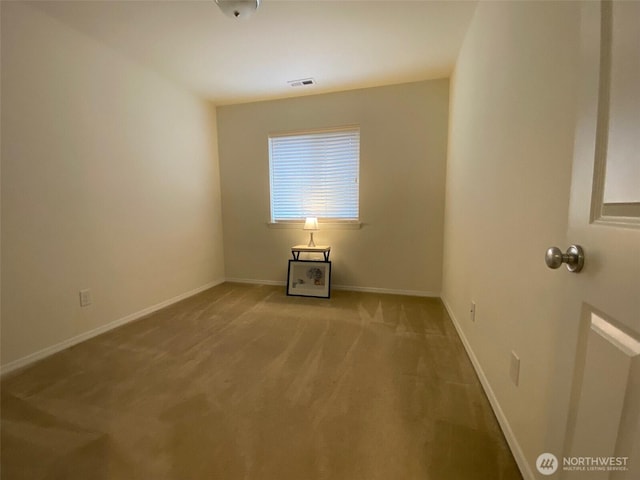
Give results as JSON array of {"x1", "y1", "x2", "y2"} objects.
[
  {"x1": 510, "y1": 351, "x2": 520, "y2": 386},
  {"x1": 79, "y1": 289, "x2": 92, "y2": 307},
  {"x1": 470, "y1": 302, "x2": 476, "y2": 322}
]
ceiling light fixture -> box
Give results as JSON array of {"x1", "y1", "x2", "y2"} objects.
[{"x1": 215, "y1": 0, "x2": 261, "y2": 20}]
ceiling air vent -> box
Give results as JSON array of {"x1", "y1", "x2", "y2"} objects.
[{"x1": 288, "y1": 78, "x2": 316, "y2": 87}]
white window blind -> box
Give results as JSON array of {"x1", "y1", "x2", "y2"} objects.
[{"x1": 269, "y1": 126, "x2": 360, "y2": 222}]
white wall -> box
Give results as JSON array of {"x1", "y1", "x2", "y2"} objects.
[
  {"x1": 1, "y1": 2, "x2": 225, "y2": 368},
  {"x1": 442, "y1": 1, "x2": 580, "y2": 477},
  {"x1": 217, "y1": 80, "x2": 448, "y2": 295}
]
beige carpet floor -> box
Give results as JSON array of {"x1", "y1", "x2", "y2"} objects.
[{"x1": 1, "y1": 283, "x2": 522, "y2": 479}]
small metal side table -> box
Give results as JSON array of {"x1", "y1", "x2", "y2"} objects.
[
  {"x1": 291, "y1": 245, "x2": 331, "y2": 261},
  {"x1": 288, "y1": 245, "x2": 332, "y2": 298}
]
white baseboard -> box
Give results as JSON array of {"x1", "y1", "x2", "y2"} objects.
[
  {"x1": 332, "y1": 284, "x2": 440, "y2": 298},
  {"x1": 0, "y1": 279, "x2": 225, "y2": 377},
  {"x1": 440, "y1": 296, "x2": 535, "y2": 480},
  {"x1": 225, "y1": 277, "x2": 439, "y2": 298},
  {"x1": 225, "y1": 277, "x2": 286, "y2": 287}
]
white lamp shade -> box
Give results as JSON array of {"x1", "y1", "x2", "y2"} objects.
[{"x1": 303, "y1": 217, "x2": 319, "y2": 231}]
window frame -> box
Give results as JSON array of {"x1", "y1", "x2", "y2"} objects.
[{"x1": 268, "y1": 125, "x2": 361, "y2": 226}]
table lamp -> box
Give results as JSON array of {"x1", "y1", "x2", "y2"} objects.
[{"x1": 303, "y1": 217, "x2": 319, "y2": 247}]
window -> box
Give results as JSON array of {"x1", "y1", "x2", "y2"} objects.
[{"x1": 268, "y1": 126, "x2": 360, "y2": 223}]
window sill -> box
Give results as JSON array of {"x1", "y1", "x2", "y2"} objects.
[{"x1": 267, "y1": 221, "x2": 362, "y2": 230}]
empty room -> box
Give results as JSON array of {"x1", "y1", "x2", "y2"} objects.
[{"x1": 1, "y1": 1, "x2": 638, "y2": 479}]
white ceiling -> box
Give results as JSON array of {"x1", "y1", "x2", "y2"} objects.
[{"x1": 30, "y1": 0, "x2": 477, "y2": 105}]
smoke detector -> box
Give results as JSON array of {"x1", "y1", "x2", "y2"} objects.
[
  {"x1": 288, "y1": 78, "x2": 316, "y2": 88},
  {"x1": 215, "y1": 0, "x2": 260, "y2": 20}
]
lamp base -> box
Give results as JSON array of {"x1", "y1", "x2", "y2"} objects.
[{"x1": 307, "y1": 232, "x2": 316, "y2": 247}]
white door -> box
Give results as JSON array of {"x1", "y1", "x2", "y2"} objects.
[{"x1": 550, "y1": 1, "x2": 640, "y2": 479}]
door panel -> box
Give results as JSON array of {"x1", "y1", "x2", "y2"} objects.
[
  {"x1": 567, "y1": 310, "x2": 639, "y2": 477},
  {"x1": 584, "y1": 0, "x2": 640, "y2": 225},
  {"x1": 602, "y1": 0, "x2": 640, "y2": 208}
]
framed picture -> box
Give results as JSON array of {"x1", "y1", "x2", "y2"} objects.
[{"x1": 287, "y1": 260, "x2": 331, "y2": 298}]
